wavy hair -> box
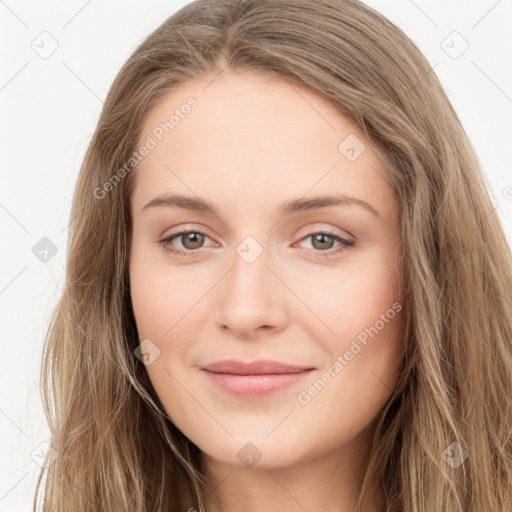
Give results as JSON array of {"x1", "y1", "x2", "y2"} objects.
[{"x1": 34, "y1": 0, "x2": 512, "y2": 510}]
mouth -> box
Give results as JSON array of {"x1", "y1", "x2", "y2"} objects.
[{"x1": 201, "y1": 359, "x2": 315, "y2": 397}]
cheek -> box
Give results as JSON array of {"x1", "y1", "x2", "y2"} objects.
[
  {"x1": 129, "y1": 256, "x2": 200, "y2": 426},
  {"x1": 129, "y1": 244, "x2": 203, "y2": 340},
  {"x1": 291, "y1": 247, "x2": 404, "y2": 410},
  {"x1": 291, "y1": 248, "x2": 401, "y2": 344},
  {"x1": 293, "y1": 302, "x2": 404, "y2": 454}
]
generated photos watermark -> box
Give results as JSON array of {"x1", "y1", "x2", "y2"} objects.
[
  {"x1": 297, "y1": 301, "x2": 403, "y2": 405},
  {"x1": 93, "y1": 96, "x2": 198, "y2": 199}
]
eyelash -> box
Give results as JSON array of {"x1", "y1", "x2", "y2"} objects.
[{"x1": 158, "y1": 229, "x2": 355, "y2": 258}]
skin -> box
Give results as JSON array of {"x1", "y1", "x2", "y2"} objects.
[{"x1": 128, "y1": 69, "x2": 405, "y2": 512}]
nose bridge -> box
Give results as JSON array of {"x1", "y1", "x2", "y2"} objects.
[
  {"x1": 214, "y1": 233, "x2": 286, "y2": 334},
  {"x1": 229, "y1": 233, "x2": 272, "y2": 301}
]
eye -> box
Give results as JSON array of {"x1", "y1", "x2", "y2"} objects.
[
  {"x1": 295, "y1": 231, "x2": 355, "y2": 257},
  {"x1": 158, "y1": 229, "x2": 355, "y2": 258},
  {"x1": 158, "y1": 229, "x2": 215, "y2": 257}
]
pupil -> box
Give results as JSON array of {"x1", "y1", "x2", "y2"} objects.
[
  {"x1": 315, "y1": 234, "x2": 331, "y2": 249},
  {"x1": 185, "y1": 232, "x2": 202, "y2": 249}
]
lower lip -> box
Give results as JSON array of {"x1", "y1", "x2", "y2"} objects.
[{"x1": 202, "y1": 369, "x2": 314, "y2": 397}]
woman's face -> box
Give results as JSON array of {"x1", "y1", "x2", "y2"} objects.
[{"x1": 128, "y1": 70, "x2": 405, "y2": 471}]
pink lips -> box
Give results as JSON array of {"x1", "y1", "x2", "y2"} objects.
[{"x1": 201, "y1": 359, "x2": 315, "y2": 397}]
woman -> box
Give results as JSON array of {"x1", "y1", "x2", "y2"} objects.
[{"x1": 34, "y1": 0, "x2": 512, "y2": 510}]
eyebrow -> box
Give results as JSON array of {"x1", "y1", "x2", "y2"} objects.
[{"x1": 141, "y1": 193, "x2": 381, "y2": 219}]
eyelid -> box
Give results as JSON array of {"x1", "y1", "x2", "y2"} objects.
[
  {"x1": 158, "y1": 222, "x2": 214, "y2": 239},
  {"x1": 295, "y1": 222, "x2": 354, "y2": 241}
]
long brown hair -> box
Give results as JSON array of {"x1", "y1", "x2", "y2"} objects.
[{"x1": 34, "y1": 0, "x2": 512, "y2": 510}]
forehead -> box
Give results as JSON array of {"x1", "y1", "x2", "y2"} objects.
[
  {"x1": 131, "y1": 70, "x2": 394, "y2": 221},
  {"x1": 138, "y1": 70, "x2": 360, "y2": 155}
]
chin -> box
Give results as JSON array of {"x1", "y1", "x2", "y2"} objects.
[{"x1": 193, "y1": 430, "x2": 311, "y2": 471}]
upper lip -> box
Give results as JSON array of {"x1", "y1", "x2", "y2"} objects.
[{"x1": 201, "y1": 359, "x2": 315, "y2": 375}]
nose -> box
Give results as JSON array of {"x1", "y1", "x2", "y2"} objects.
[{"x1": 214, "y1": 245, "x2": 288, "y2": 339}]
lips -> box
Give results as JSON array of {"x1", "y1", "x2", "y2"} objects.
[
  {"x1": 201, "y1": 359, "x2": 314, "y2": 375},
  {"x1": 201, "y1": 359, "x2": 315, "y2": 397}
]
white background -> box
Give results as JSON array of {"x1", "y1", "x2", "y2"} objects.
[{"x1": 1, "y1": 1, "x2": 511, "y2": 510}]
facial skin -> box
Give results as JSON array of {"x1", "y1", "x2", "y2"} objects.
[{"x1": 128, "y1": 70, "x2": 405, "y2": 512}]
